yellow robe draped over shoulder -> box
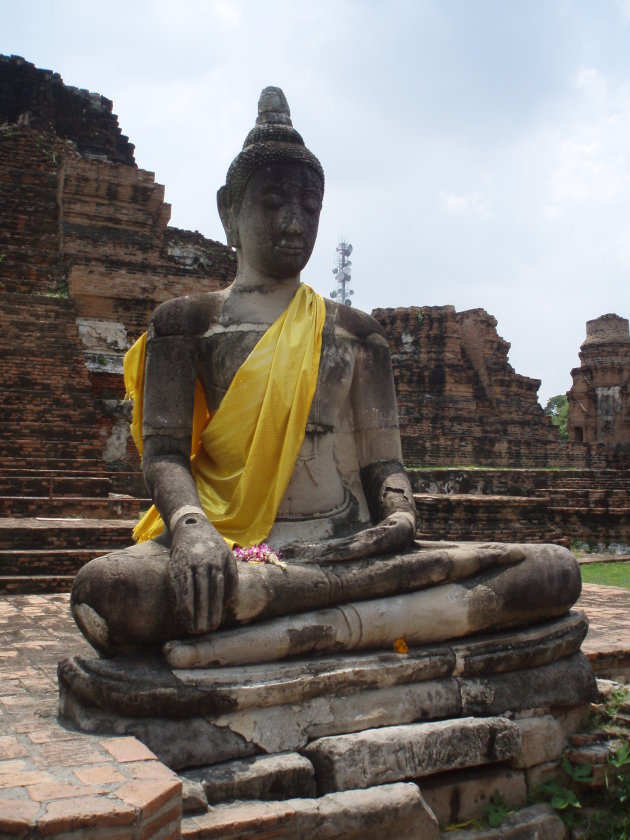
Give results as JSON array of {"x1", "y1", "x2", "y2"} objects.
[{"x1": 123, "y1": 283, "x2": 326, "y2": 548}]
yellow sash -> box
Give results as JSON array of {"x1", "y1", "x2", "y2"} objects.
[{"x1": 124, "y1": 284, "x2": 326, "y2": 547}]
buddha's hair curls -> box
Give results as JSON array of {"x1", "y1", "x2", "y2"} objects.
[{"x1": 222, "y1": 86, "x2": 324, "y2": 211}]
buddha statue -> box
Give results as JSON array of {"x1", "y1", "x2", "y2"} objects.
[
  {"x1": 61, "y1": 89, "x2": 594, "y2": 783},
  {"x1": 69, "y1": 87, "x2": 584, "y2": 675}
]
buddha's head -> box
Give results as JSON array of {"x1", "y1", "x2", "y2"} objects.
[{"x1": 218, "y1": 87, "x2": 325, "y2": 279}]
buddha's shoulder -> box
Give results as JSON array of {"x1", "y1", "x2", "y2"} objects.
[
  {"x1": 326, "y1": 299, "x2": 386, "y2": 342},
  {"x1": 150, "y1": 290, "x2": 228, "y2": 337}
]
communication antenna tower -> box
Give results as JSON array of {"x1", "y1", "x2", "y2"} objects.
[{"x1": 330, "y1": 240, "x2": 354, "y2": 306}]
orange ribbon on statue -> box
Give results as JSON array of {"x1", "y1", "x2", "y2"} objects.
[{"x1": 123, "y1": 284, "x2": 326, "y2": 549}]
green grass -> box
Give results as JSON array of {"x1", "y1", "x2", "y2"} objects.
[{"x1": 580, "y1": 562, "x2": 630, "y2": 590}]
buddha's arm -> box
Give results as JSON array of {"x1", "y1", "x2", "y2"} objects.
[
  {"x1": 283, "y1": 322, "x2": 416, "y2": 564},
  {"x1": 142, "y1": 318, "x2": 237, "y2": 634},
  {"x1": 318, "y1": 330, "x2": 416, "y2": 560}
]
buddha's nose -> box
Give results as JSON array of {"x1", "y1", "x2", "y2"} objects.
[{"x1": 283, "y1": 216, "x2": 303, "y2": 235}]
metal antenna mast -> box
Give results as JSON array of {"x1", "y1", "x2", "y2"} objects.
[{"x1": 330, "y1": 240, "x2": 354, "y2": 306}]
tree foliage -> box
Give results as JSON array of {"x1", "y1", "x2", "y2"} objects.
[{"x1": 544, "y1": 394, "x2": 569, "y2": 440}]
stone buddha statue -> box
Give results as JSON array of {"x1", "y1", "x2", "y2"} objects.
[
  {"x1": 69, "y1": 87, "x2": 586, "y2": 679},
  {"x1": 71, "y1": 86, "x2": 418, "y2": 654},
  {"x1": 61, "y1": 89, "x2": 594, "y2": 784}
]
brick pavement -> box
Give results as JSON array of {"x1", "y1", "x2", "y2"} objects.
[
  {"x1": 0, "y1": 594, "x2": 181, "y2": 838},
  {"x1": 0, "y1": 584, "x2": 628, "y2": 837}
]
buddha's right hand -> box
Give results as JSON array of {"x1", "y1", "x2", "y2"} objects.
[{"x1": 167, "y1": 513, "x2": 238, "y2": 635}]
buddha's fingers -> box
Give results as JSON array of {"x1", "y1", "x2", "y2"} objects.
[{"x1": 193, "y1": 565, "x2": 209, "y2": 634}]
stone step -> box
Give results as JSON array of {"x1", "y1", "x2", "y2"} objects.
[
  {"x1": 0, "y1": 518, "x2": 136, "y2": 550},
  {"x1": 303, "y1": 717, "x2": 522, "y2": 795},
  {"x1": 0, "y1": 547, "x2": 105, "y2": 576},
  {"x1": 0, "y1": 496, "x2": 149, "y2": 518},
  {"x1": 180, "y1": 783, "x2": 439, "y2": 839}
]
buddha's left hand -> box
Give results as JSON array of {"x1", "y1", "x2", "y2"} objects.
[{"x1": 281, "y1": 510, "x2": 416, "y2": 564}]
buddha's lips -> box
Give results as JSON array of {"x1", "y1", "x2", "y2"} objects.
[{"x1": 275, "y1": 243, "x2": 304, "y2": 253}]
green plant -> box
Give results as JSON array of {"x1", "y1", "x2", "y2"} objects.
[
  {"x1": 562, "y1": 755, "x2": 594, "y2": 784},
  {"x1": 483, "y1": 791, "x2": 511, "y2": 827}
]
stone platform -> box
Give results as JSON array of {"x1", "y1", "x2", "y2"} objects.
[{"x1": 1, "y1": 585, "x2": 625, "y2": 837}]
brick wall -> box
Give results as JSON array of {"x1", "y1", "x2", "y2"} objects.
[
  {"x1": 373, "y1": 305, "x2": 580, "y2": 468},
  {"x1": 0, "y1": 55, "x2": 236, "y2": 470}
]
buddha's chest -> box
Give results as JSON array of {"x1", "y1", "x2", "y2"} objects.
[{"x1": 197, "y1": 324, "x2": 356, "y2": 424}]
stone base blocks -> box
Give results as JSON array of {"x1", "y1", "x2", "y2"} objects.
[
  {"x1": 58, "y1": 608, "x2": 597, "y2": 836},
  {"x1": 181, "y1": 783, "x2": 439, "y2": 839}
]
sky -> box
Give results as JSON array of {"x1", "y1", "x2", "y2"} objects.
[{"x1": 3, "y1": 0, "x2": 630, "y2": 405}]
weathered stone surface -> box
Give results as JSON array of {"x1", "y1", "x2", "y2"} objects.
[
  {"x1": 185, "y1": 753, "x2": 315, "y2": 804},
  {"x1": 460, "y1": 654, "x2": 598, "y2": 716},
  {"x1": 420, "y1": 766, "x2": 526, "y2": 828},
  {"x1": 452, "y1": 612, "x2": 588, "y2": 677},
  {"x1": 510, "y1": 715, "x2": 565, "y2": 769},
  {"x1": 58, "y1": 687, "x2": 257, "y2": 771},
  {"x1": 59, "y1": 623, "x2": 593, "y2": 763},
  {"x1": 228, "y1": 542, "x2": 524, "y2": 625},
  {"x1": 440, "y1": 803, "x2": 566, "y2": 839},
  {"x1": 181, "y1": 777, "x2": 208, "y2": 815},
  {"x1": 303, "y1": 717, "x2": 521, "y2": 794},
  {"x1": 165, "y1": 546, "x2": 581, "y2": 668},
  {"x1": 181, "y1": 782, "x2": 439, "y2": 839},
  {"x1": 551, "y1": 704, "x2": 592, "y2": 742},
  {"x1": 215, "y1": 679, "x2": 461, "y2": 753}
]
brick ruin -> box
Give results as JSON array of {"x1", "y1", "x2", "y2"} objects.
[
  {"x1": 568, "y1": 313, "x2": 630, "y2": 468},
  {"x1": 0, "y1": 55, "x2": 235, "y2": 472},
  {"x1": 372, "y1": 305, "x2": 574, "y2": 468}
]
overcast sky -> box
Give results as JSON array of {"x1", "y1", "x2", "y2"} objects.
[{"x1": 3, "y1": 0, "x2": 630, "y2": 404}]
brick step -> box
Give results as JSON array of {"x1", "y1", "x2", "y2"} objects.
[
  {"x1": 548, "y1": 505, "x2": 630, "y2": 516},
  {"x1": 0, "y1": 458, "x2": 106, "y2": 472},
  {"x1": 0, "y1": 548, "x2": 103, "y2": 575},
  {"x1": 0, "y1": 402, "x2": 103, "y2": 423},
  {"x1": 0, "y1": 440, "x2": 103, "y2": 459},
  {"x1": 0, "y1": 476, "x2": 112, "y2": 497},
  {"x1": 0, "y1": 424, "x2": 103, "y2": 441},
  {"x1": 0, "y1": 575, "x2": 75, "y2": 595},
  {"x1": 0, "y1": 518, "x2": 136, "y2": 550},
  {"x1": 0, "y1": 468, "x2": 143, "y2": 494},
  {"x1": 535, "y1": 488, "x2": 630, "y2": 506},
  {"x1": 0, "y1": 496, "x2": 150, "y2": 518},
  {"x1": 413, "y1": 494, "x2": 565, "y2": 544}
]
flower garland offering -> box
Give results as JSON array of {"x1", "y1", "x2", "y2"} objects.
[
  {"x1": 393, "y1": 638, "x2": 409, "y2": 655},
  {"x1": 233, "y1": 543, "x2": 286, "y2": 568}
]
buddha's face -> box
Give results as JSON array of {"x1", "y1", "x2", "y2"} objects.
[{"x1": 232, "y1": 162, "x2": 323, "y2": 279}]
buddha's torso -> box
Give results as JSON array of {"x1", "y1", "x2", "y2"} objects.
[{"x1": 194, "y1": 295, "x2": 371, "y2": 544}]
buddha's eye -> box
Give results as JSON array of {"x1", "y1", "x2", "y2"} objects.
[{"x1": 302, "y1": 195, "x2": 322, "y2": 214}]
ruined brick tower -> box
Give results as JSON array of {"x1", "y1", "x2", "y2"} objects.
[
  {"x1": 0, "y1": 55, "x2": 235, "y2": 470},
  {"x1": 567, "y1": 313, "x2": 630, "y2": 467}
]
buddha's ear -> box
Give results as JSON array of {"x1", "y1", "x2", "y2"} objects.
[{"x1": 217, "y1": 185, "x2": 239, "y2": 249}]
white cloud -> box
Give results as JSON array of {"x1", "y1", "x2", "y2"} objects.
[{"x1": 439, "y1": 190, "x2": 494, "y2": 220}]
